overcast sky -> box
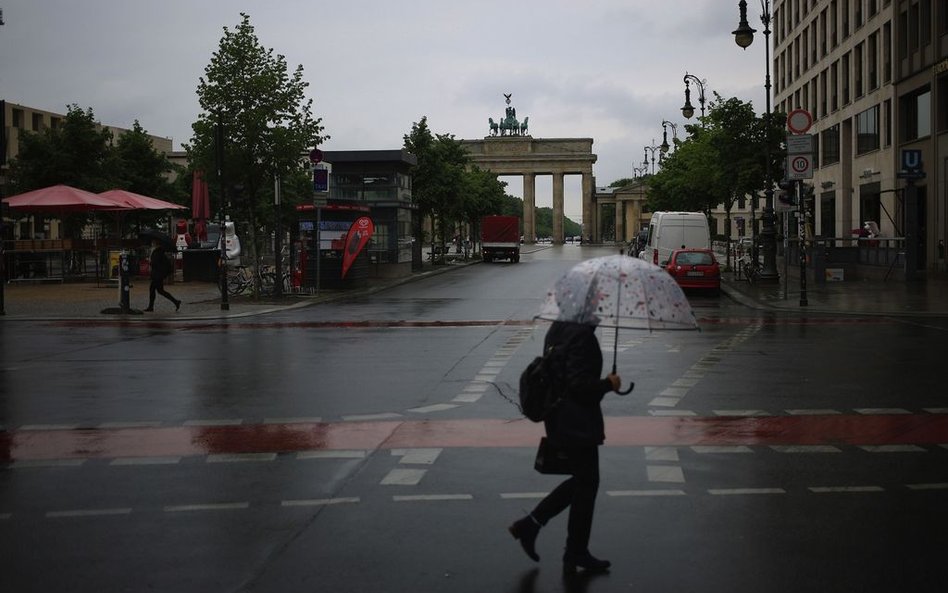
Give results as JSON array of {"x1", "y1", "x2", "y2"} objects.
[{"x1": 1, "y1": 0, "x2": 770, "y2": 221}]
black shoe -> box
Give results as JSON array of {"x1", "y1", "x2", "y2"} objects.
[
  {"x1": 563, "y1": 551, "x2": 611, "y2": 575},
  {"x1": 143, "y1": 307, "x2": 154, "y2": 312},
  {"x1": 175, "y1": 300, "x2": 181, "y2": 312},
  {"x1": 508, "y1": 516, "x2": 540, "y2": 562}
]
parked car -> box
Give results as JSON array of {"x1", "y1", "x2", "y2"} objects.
[{"x1": 664, "y1": 248, "x2": 721, "y2": 294}]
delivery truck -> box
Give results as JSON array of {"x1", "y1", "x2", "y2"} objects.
[
  {"x1": 638, "y1": 211, "x2": 711, "y2": 266},
  {"x1": 481, "y1": 215, "x2": 520, "y2": 263}
]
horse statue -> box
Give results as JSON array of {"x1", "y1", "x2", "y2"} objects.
[
  {"x1": 520, "y1": 117, "x2": 529, "y2": 136},
  {"x1": 488, "y1": 118, "x2": 499, "y2": 136},
  {"x1": 500, "y1": 116, "x2": 519, "y2": 136}
]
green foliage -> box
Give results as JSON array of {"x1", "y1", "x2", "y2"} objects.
[
  {"x1": 185, "y1": 13, "x2": 327, "y2": 279},
  {"x1": 646, "y1": 94, "x2": 786, "y2": 227}
]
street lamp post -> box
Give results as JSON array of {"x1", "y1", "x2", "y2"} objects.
[
  {"x1": 660, "y1": 120, "x2": 679, "y2": 155},
  {"x1": 733, "y1": 0, "x2": 779, "y2": 281},
  {"x1": 681, "y1": 73, "x2": 707, "y2": 120},
  {"x1": 633, "y1": 164, "x2": 648, "y2": 179},
  {"x1": 643, "y1": 141, "x2": 661, "y2": 175}
]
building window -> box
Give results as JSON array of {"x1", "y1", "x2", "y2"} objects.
[
  {"x1": 820, "y1": 8, "x2": 828, "y2": 55},
  {"x1": 856, "y1": 105, "x2": 880, "y2": 154},
  {"x1": 869, "y1": 0, "x2": 878, "y2": 18},
  {"x1": 831, "y1": 0, "x2": 839, "y2": 47},
  {"x1": 867, "y1": 32, "x2": 878, "y2": 91},
  {"x1": 883, "y1": 21, "x2": 891, "y2": 83},
  {"x1": 938, "y1": 77, "x2": 948, "y2": 133},
  {"x1": 901, "y1": 88, "x2": 932, "y2": 141},
  {"x1": 822, "y1": 124, "x2": 840, "y2": 165},
  {"x1": 12, "y1": 108, "x2": 23, "y2": 128},
  {"x1": 831, "y1": 60, "x2": 839, "y2": 111},
  {"x1": 820, "y1": 69, "x2": 828, "y2": 117},
  {"x1": 842, "y1": 0, "x2": 850, "y2": 37},
  {"x1": 920, "y1": 0, "x2": 931, "y2": 47},
  {"x1": 854, "y1": 43, "x2": 864, "y2": 98},
  {"x1": 884, "y1": 99, "x2": 892, "y2": 146},
  {"x1": 855, "y1": 0, "x2": 863, "y2": 28},
  {"x1": 842, "y1": 52, "x2": 851, "y2": 105}
]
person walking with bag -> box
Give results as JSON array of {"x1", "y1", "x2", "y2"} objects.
[
  {"x1": 143, "y1": 239, "x2": 181, "y2": 312},
  {"x1": 508, "y1": 318, "x2": 620, "y2": 575}
]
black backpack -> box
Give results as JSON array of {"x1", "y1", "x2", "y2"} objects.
[{"x1": 518, "y1": 346, "x2": 563, "y2": 422}]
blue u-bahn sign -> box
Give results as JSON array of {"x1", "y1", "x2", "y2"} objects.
[{"x1": 898, "y1": 149, "x2": 926, "y2": 180}]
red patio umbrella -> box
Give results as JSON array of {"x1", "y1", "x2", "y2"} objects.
[
  {"x1": 191, "y1": 170, "x2": 211, "y2": 241},
  {"x1": 2, "y1": 184, "x2": 131, "y2": 212},
  {"x1": 98, "y1": 189, "x2": 186, "y2": 211}
]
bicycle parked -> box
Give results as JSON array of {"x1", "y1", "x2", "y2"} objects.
[{"x1": 226, "y1": 264, "x2": 291, "y2": 296}]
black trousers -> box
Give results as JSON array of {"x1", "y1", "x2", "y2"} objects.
[
  {"x1": 148, "y1": 279, "x2": 177, "y2": 307},
  {"x1": 531, "y1": 445, "x2": 600, "y2": 555}
]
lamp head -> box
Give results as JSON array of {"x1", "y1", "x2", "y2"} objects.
[{"x1": 733, "y1": 0, "x2": 756, "y2": 49}]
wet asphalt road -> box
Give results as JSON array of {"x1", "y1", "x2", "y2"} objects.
[{"x1": 2, "y1": 244, "x2": 947, "y2": 593}]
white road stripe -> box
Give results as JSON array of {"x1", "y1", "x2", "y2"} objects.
[
  {"x1": 645, "y1": 447, "x2": 680, "y2": 462},
  {"x1": 19, "y1": 424, "x2": 80, "y2": 431},
  {"x1": 906, "y1": 483, "x2": 948, "y2": 490},
  {"x1": 660, "y1": 387, "x2": 689, "y2": 397},
  {"x1": 97, "y1": 421, "x2": 163, "y2": 429},
  {"x1": 607, "y1": 489, "x2": 686, "y2": 497},
  {"x1": 923, "y1": 408, "x2": 948, "y2": 414},
  {"x1": 672, "y1": 378, "x2": 699, "y2": 388},
  {"x1": 207, "y1": 453, "x2": 277, "y2": 463},
  {"x1": 859, "y1": 445, "x2": 926, "y2": 453},
  {"x1": 712, "y1": 410, "x2": 768, "y2": 417},
  {"x1": 770, "y1": 445, "x2": 841, "y2": 453},
  {"x1": 164, "y1": 502, "x2": 249, "y2": 512},
  {"x1": 281, "y1": 497, "x2": 360, "y2": 507},
  {"x1": 809, "y1": 486, "x2": 885, "y2": 493},
  {"x1": 110, "y1": 456, "x2": 182, "y2": 465},
  {"x1": 854, "y1": 408, "x2": 910, "y2": 415},
  {"x1": 463, "y1": 384, "x2": 490, "y2": 393},
  {"x1": 297, "y1": 450, "x2": 366, "y2": 459},
  {"x1": 649, "y1": 410, "x2": 697, "y2": 416},
  {"x1": 452, "y1": 393, "x2": 483, "y2": 403},
  {"x1": 263, "y1": 417, "x2": 322, "y2": 424},
  {"x1": 392, "y1": 449, "x2": 442, "y2": 464},
  {"x1": 13, "y1": 459, "x2": 86, "y2": 468},
  {"x1": 786, "y1": 409, "x2": 841, "y2": 415},
  {"x1": 500, "y1": 493, "x2": 547, "y2": 499},
  {"x1": 393, "y1": 494, "x2": 473, "y2": 502},
  {"x1": 647, "y1": 465, "x2": 685, "y2": 483},
  {"x1": 407, "y1": 404, "x2": 459, "y2": 414},
  {"x1": 708, "y1": 488, "x2": 786, "y2": 495},
  {"x1": 691, "y1": 446, "x2": 754, "y2": 454},
  {"x1": 649, "y1": 396, "x2": 681, "y2": 407},
  {"x1": 381, "y1": 468, "x2": 427, "y2": 485},
  {"x1": 47, "y1": 508, "x2": 132, "y2": 518},
  {"x1": 183, "y1": 419, "x2": 243, "y2": 426},
  {"x1": 342, "y1": 413, "x2": 402, "y2": 422}
]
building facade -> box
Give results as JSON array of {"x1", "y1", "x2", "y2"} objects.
[{"x1": 773, "y1": 0, "x2": 947, "y2": 272}]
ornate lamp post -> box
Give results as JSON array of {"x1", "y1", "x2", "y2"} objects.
[
  {"x1": 733, "y1": 0, "x2": 779, "y2": 281},
  {"x1": 633, "y1": 164, "x2": 648, "y2": 179},
  {"x1": 681, "y1": 73, "x2": 707, "y2": 120},
  {"x1": 643, "y1": 141, "x2": 662, "y2": 175},
  {"x1": 660, "y1": 120, "x2": 679, "y2": 154}
]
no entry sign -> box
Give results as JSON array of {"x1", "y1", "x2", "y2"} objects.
[{"x1": 787, "y1": 109, "x2": 813, "y2": 134}]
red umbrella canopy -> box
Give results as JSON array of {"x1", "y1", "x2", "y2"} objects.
[
  {"x1": 2, "y1": 184, "x2": 129, "y2": 212},
  {"x1": 191, "y1": 170, "x2": 210, "y2": 220},
  {"x1": 98, "y1": 189, "x2": 186, "y2": 211}
]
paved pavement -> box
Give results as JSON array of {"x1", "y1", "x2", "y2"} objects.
[{"x1": 2, "y1": 252, "x2": 947, "y2": 320}]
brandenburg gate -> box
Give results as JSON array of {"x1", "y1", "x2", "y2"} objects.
[{"x1": 460, "y1": 96, "x2": 597, "y2": 244}]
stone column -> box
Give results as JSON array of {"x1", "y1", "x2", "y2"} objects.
[
  {"x1": 523, "y1": 173, "x2": 536, "y2": 244},
  {"x1": 582, "y1": 171, "x2": 594, "y2": 243},
  {"x1": 553, "y1": 171, "x2": 565, "y2": 244},
  {"x1": 615, "y1": 201, "x2": 624, "y2": 244}
]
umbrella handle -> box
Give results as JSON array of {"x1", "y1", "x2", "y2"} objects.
[{"x1": 616, "y1": 382, "x2": 635, "y2": 396}]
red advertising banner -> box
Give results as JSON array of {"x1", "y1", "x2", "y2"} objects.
[{"x1": 341, "y1": 216, "x2": 374, "y2": 279}]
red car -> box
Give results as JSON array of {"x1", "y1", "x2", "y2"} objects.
[{"x1": 664, "y1": 248, "x2": 721, "y2": 294}]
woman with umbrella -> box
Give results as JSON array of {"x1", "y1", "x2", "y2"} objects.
[
  {"x1": 509, "y1": 277, "x2": 621, "y2": 575},
  {"x1": 142, "y1": 234, "x2": 181, "y2": 313},
  {"x1": 509, "y1": 254, "x2": 697, "y2": 575}
]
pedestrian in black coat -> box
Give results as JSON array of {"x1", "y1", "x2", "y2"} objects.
[
  {"x1": 509, "y1": 319, "x2": 621, "y2": 575},
  {"x1": 143, "y1": 240, "x2": 181, "y2": 312}
]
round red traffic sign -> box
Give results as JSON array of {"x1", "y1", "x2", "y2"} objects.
[
  {"x1": 791, "y1": 155, "x2": 810, "y2": 173},
  {"x1": 787, "y1": 109, "x2": 813, "y2": 134},
  {"x1": 309, "y1": 148, "x2": 323, "y2": 163}
]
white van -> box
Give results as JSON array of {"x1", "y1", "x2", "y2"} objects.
[{"x1": 638, "y1": 212, "x2": 711, "y2": 266}]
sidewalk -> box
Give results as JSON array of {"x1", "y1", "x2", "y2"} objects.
[
  {"x1": 0, "y1": 257, "x2": 478, "y2": 321},
  {"x1": 722, "y1": 257, "x2": 948, "y2": 317}
]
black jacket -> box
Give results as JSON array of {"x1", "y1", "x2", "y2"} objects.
[
  {"x1": 149, "y1": 246, "x2": 169, "y2": 281},
  {"x1": 543, "y1": 321, "x2": 613, "y2": 446}
]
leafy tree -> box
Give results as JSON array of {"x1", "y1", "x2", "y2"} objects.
[
  {"x1": 186, "y1": 13, "x2": 327, "y2": 287},
  {"x1": 8, "y1": 104, "x2": 114, "y2": 194},
  {"x1": 609, "y1": 178, "x2": 636, "y2": 188},
  {"x1": 112, "y1": 121, "x2": 177, "y2": 200}
]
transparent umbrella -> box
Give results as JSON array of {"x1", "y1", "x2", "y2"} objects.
[{"x1": 536, "y1": 254, "x2": 699, "y2": 394}]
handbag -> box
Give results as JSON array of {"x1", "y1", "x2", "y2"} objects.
[{"x1": 534, "y1": 437, "x2": 572, "y2": 475}]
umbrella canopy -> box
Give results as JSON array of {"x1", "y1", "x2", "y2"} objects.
[
  {"x1": 191, "y1": 170, "x2": 210, "y2": 219},
  {"x1": 537, "y1": 254, "x2": 698, "y2": 331},
  {"x1": 99, "y1": 189, "x2": 186, "y2": 211},
  {"x1": 139, "y1": 229, "x2": 175, "y2": 250},
  {"x1": 2, "y1": 184, "x2": 131, "y2": 212}
]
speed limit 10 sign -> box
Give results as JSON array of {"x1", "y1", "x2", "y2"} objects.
[{"x1": 787, "y1": 154, "x2": 813, "y2": 179}]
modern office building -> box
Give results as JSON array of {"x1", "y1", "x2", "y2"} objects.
[{"x1": 773, "y1": 0, "x2": 947, "y2": 273}]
